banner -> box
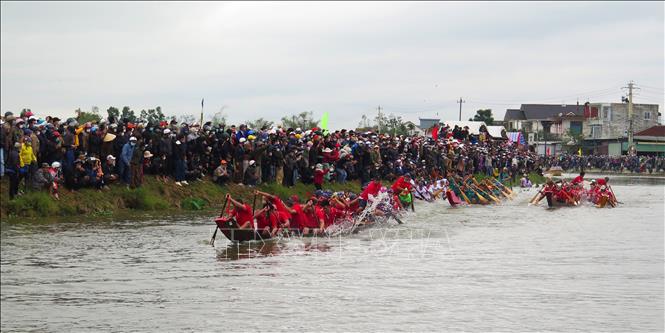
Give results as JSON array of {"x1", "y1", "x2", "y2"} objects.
[
  {"x1": 431, "y1": 124, "x2": 439, "y2": 141},
  {"x1": 320, "y1": 112, "x2": 329, "y2": 132}
]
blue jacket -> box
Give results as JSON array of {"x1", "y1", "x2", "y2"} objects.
[{"x1": 121, "y1": 142, "x2": 134, "y2": 165}]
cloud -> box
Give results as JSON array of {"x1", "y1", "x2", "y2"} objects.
[{"x1": 1, "y1": 1, "x2": 663, "y2": 128}]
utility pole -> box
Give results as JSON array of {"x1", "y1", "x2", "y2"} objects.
[
  {"x1": 457, "y1": 98, "x2": 465, "y2": 121},
  {"x1": 377, "y1": 105, "x2": 383, "y2": 134},
  {"x1": 626, "y1": 81, "x2": 635, "y2": 155},
  {"x1": 200, "y1": 98, "x2": 204, "y2": 126}
]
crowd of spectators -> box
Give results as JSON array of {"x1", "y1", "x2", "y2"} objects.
[
  {"x1": 1, "y1": 110, "x2": 663, "y2": 201},
  {"x1": 537, "y1": 154, "x2": 665, "y2": 174}
]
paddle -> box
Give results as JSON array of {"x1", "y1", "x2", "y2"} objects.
[
  {"x1": 386, "y1": 211, "x2": 404, "y2": 224},
  {"x1": 485, "y1": 179, "x2": 511, "y2": 199},
  {"x1": 467, "y1": 184, "x2": 489, "y2": 204},
  {"x1": 410, "y1": 192, "x2": 415, "y2": 212},
  {"x1": 490, "y1": 178, "x2": 514, "y2": 198},
  {"x1": 529, "y1": 188, "x2": 544, "y2": 204},
  {"x1": 558, "y1": 189, "x2": 579, "y2": 206},
  {"x1": 469, "y1": 179, "x2": 499, "y2": 203},
  {"x1": 607, "y1": 185, "x2": 621, "y2": 205},
  {"x1": 210, "y1": 195, "x2": 230, "y2": 247},
  {"x1": 451, "y1": 179, "x2": 471, "y2": 204}
]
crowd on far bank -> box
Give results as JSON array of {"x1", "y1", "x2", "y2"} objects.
[
  {"x1": 537, "y1": 154, "x2": 665, "y2": 174},
  {"x1": 2, "y1": 110, "x2": 664, "y2": 201}
]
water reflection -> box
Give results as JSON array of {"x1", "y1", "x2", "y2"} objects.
[
  {"x1": 216, "y1": 240, "x2": 284, "y2": 261},
  {"x1": 215, "y1": 235, "x2": 337, "y2": 261}
]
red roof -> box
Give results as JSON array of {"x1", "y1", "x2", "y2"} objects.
[{"x1": 635, "y1": 125, "x2": 665, "y2": 137}]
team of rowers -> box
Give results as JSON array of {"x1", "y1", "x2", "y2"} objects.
[
  {"x1": 530, "y1": 172, "x2": 618, "y2": 208},
  {"x1": 219, "y1": 173, "x2": 519, "y2": 238}
]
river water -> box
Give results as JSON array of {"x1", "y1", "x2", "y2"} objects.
[{"x1": 2, "y1": 177, "x2": 663, "y2": 332}]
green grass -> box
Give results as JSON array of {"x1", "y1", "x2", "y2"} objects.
[
  {"x1": 181, "y1": 197, "x2": 206, "y2": 210},
  {"x1": 0, "y1": 176, "x2": 362, "y2": 220},
  {"x1": 5, "y1": 191, "x2": 59, "y2": 217}
]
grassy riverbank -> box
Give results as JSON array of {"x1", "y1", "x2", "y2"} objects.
[
  {"x1": 0, "y1": 171, "x2": 551, "y2": 221},
  {"x1": 0, "y1": 177, "x2": 361, "y2": 221}
]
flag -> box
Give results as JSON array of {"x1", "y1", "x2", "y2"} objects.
[
  {"x1": 431, "y1": 124, "x2": 439, "y2": 141},
  {"x1": 578, "y1": 147, "x2": 582, "y2": 156},
  {"x1": 320, "y1": 112, "x2": 329, "y2": 132}
]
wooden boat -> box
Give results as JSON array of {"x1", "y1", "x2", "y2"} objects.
[
  {"x1": 446, "y1": 189, "x2": 463, "y2": 206},
  {"x1": 547, "y1": 166, "x2": 563, "y2": 176},
  {"x1": 214, "y1": 217, "x2": 273, "y2": 242}
]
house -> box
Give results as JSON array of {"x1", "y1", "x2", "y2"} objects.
[
  {"x1": 584, "y1": 102, "x2": 660, "y2": 140},
  {"x1": 504, "y1": 109, "x2": 526, "y2": 131},
  {"x1": 603, "y1": 125, "x2": 665, "y2": 156},
  {"x1": 583, "y1": 102, "x2": 660, "y2": 155},
  {"x1": 503, "y1": 104, "x2": 585, "y2": 136},
  {"x1": 418, "y1": 118, "x2": 440, "y2": 130},
  {"x1": 503, "y1": 104, "x2": 585, "y2": 155}
]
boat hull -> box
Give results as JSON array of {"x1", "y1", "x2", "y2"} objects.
[{"x1": 214, "y1": 217, "x2": 273, "y2": 242}]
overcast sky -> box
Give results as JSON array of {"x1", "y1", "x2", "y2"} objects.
[{"x1": 1, "y1": 1, "x2": 663, "y2": 129}]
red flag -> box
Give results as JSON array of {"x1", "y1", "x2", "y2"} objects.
[{"x1": 431, "y1": 124, "x2": 439, "y2": 141}]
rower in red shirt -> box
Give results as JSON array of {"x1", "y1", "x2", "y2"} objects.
[
  {"x1": 391, "y1": 174, "x2": 413, "y2": 209},
  {"x1": 391, "y1": 174, "x2": 413, "y2": 193},
  {"x1": 226, "y1": 194, "x2": 254, "y2": 229},
  {"x1": 361, "y1": 177, "x2": 382, "y2": 201},
  {"x1": 596, "y1": 176, "x2": 609, "y2": 186},
  {"x1": 571, "y1": 171, "x2": 585, "y2": 185},
  {"x1": 255, "y1": 190, "x2": 292, "y2": 231},
  {"x1": 286, "y1": 196, "x2": 306, "y2": 233},
  {"x1": 254, "y1": 202, "x2": 279, "y2": 237},
  {"x1": 302, "y1": 198, "x2": 325, "y2": 236},
  {"x1": 345, "y1": 193, "x2": 360, "y2": 215}
]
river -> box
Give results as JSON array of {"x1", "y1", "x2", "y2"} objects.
[{"x1": 1, "y1": 177, "x2": 663, "y2": 332}]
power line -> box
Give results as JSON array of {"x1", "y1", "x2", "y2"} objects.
[{"x1": 638, "y1": 84, "x2": 664, "y2": 91}]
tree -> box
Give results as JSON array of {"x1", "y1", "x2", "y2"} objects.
[
  {"x1": 246, "y1": 117, "x2": 274, "y2": 130},
  {"x1": 563, "y1": 128, "x2": 586, "y2": 153},
  {"x1": 356, "y1": 114, "x2": 376, "y2": 132},
  {"x1": 139, "y1": 106, "x2": 166, "y2": 124},
  {"x1": 374, "y1": 113, "x2": 409, "y2": 136},
  {"x1": 107, "y1": 106, "x2": 120, "y2": 122},
  {"x1": 120, "y1": 106, "x2": 137, "y2": 123},
  {"x1": 209, "y1": 108, "x2": 228, "y2": 126},
  {"x1": 76, "y1": 107, "x2": 101, "y2": 123},
  {"x1": 469, "y1": 109, "x2": 494, "y2": 125},
  {"x1": 281, "y1": 111, "x2": 319, "y2": 129},
  {"x1": 178, "y1": 114, "x2": 196, "y2": 125}
]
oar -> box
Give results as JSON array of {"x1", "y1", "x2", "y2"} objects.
[
  {"x1": 470, "y1": 179, "x2": 500, "y2": 203},
  {"x1": 485, "y1": 179, "x2": 511, "y2": 199},
  {"x1": 529, "y1": 188, "x2": 544, "y2": 204},
  {"x1": 210, "y1": 195, "x2": 230, "y2": 247},
  {"x1": 491, "y1": 178, "x2": 514, "y2": 197},
  {"x1": 557, "y1": 189, "x2": 578, "y2": 206},
  {"x1": 386, "y1": 211, "x2": 404, "y2": 224},
  {"x1": 607, "y1": 185, "x2": 621, "y2": 205},
  {"x1": 451, "y1": 179, "x2": 471, "y2": 204},
  {"x1": 466, "y1": 183, "x2": 489, "y2": 204}
]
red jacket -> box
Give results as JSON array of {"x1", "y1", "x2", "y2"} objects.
[{"x1": 391, "y1": 176, "x2": 412, "y2": 194}]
